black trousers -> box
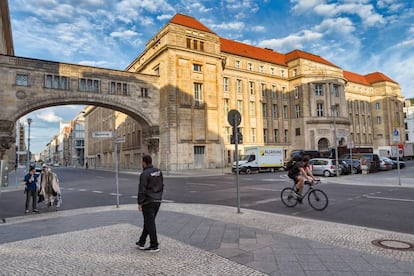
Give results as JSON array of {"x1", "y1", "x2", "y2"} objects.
[
  {"x1": 139, "y1": 202, "x2": 161, "y2": 247},
  {"x1": 25, "y1": 189, "x2": 38, "y2": 211}
]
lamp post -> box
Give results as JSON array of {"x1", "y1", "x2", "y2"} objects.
[
  {"x1": 331, "y1": 105, "x2": 339, "y2": 178},
  {"x1": 26, "y1": 118, "x2": 32, "y2": 171}
]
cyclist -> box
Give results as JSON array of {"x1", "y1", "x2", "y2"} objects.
[{"x1": 287, "y1": 156, "x2": 318, "y2": 201}]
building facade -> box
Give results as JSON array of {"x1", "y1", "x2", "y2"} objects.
[{"x1": 124, "y1": 14, "x2": 403, "y2": 170}]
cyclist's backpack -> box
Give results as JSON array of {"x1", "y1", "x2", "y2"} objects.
[{"x1": 286, "y1": 155, "x2": 302, "y2": 171}]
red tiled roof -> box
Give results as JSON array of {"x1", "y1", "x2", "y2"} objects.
[
  {"x1": 344, "y1": 70, "x2": 398, "y2": 86},
  {"x1": 365, "y1": 72, "x2": 397, "y2": 84},
  {"x1": 220, "y1": 37, "x2": 286, "y2": 66},
  {"x1": 285, "y1": 50, "x2": 339, "y2": 68},
  {"x1": 343, "y1": 70, "x2": 371, "y2": 86},
  {"x1": 170, "y1": 13, "x2": 215, "y2": 34}
]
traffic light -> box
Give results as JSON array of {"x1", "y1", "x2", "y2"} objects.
[{"x1": 230, "y1": 128, "x2": 243, "y2": 144}]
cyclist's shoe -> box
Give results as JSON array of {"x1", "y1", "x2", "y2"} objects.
[{"x1": 296, "y1": 193, "x2": 303, "y2": 204}]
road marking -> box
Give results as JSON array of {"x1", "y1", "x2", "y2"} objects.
[
  {"x1": 249, "y1": 187, "x2": 282, "y2": 192},
  {"x1": 186, "y1": 182, "x2": 217, "y2": 186},
  {"x1": 92, "y1": 190, "x2": 104, "y2": 194},
  {"x1": 109, "y1": 193, "x2": 122, "y2": 196},
  {"x1": 78, "y1": 189, "x2": 87, "y2": 191},
  {"x1": 255, "y1": 198, "x2": 280, "y2": 204},
  {"x1": 364, "y1": 195, "x2": 414, "y2": 203}
]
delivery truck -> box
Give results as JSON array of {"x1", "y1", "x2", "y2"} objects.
[
  {"x1": 232, "y1": 146, "x2": 284, "y2": 174},
  {"x1": 403, "y1": 143, "x2": 414, "y2": 160}
]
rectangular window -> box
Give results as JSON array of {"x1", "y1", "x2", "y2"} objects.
[
  {"x1": 236, "y1": 79, "x2": 242, "y2": 93},
  {"x1": 317, "y1": 103, "x2": 324, "y2": 117},
  {"x1": 194, "y1": 83, "x2": 203, "y2": 106},
  {"x1": 61, "y1": 77, "x2": 68, "y2": 89},
  {"x1": 186, "y1": 38, "x2": 191, "y2": 48},
  {"x1": 283, "y1": 105, "x2": 288, "y2": 119},
  {"x1": 122, "y1": 83, "x2": 128, "y2": 95},
  {"x1": 200, "y1": 41, "x2": 204, "y2": 51},
  {"x1": 225, "y1": 127, "x2": 231, "y2": 143},
  {"x1": 110, "y1": 82, "x2": 116, "y2": 94},
  {"x1": 141, "y1": 87, "x2": 148, "y2": 98},
  {"x1": 251, "y1": 128, "x2": 256, "y2": 143},
  {"x1": 333, "y1": 85, "x2": 339, "y2": 97},
  {"x1": 375, "y1": 102, "x2": 381, "y2": 109},
  {"x1": 249, "y1": 81, "x2": 254, "y2": 95},
  {"x1": 45, "y1": 75, "x2": 52, "y2": 88},
  {"x1": 295, "y1": 104, "x2": 301, "y2": 118},
  {"x1": 262, "y1": 103, "x2": 267, "y2": 117},
  {"x1": 223, "y1": 77, "x2": 229, "y2": 92},
  {"x1": 53, "y1": 76, "x2": 60, "y2": 89},
  {"x1": 116, "y1": 82, "x2": 121, "y2": 94},
  {"x1": 284, "y1": 129, "x2": 288, "y2": 143},
  {"x1": 272, "y1": 104, "x2": 278, "y2": 118},
  {"x1": 261, "y1": 83, "x2": 266, "y2": 97},
  {"x1": 236, "y1": 60, "x2": 241, "y2": 68},
  {"x1": 93, "y1": 80, "x2": 99, "y2": 92},
  {"x1": 271, "y1": 85, "x2": 277, "y2": 98},
  {"x1": 315, "y1": 84, "x2": 323, "y2": 96},
  {"x1": 263, "y1": 129, "x2": 268, "y2": 143},
  {"x1": 237, "y1": 100, "x2": 243, "y2": 114},
  {"x1": 16, "y1": 74, "x2": 28, "y2": 86},
  {"x1": 224, "y1": 99, "x2": 229, "y2": 114},
  {"x1": 248, "y1": 63, "x2": 253, "y2": 71},
  {"x1": 274, "y1": 129, "x2": 279, "y2": 143},
  {"x1": 250, "y1": 101, "x2": 255, "y2": 117},
  {"x1": 80, "y1": 79, "x2": 86, "y2": 91},
  {"x1": 193, "y1": 40, "x2": 198, "y2": 50},
  {"x1": 270, "y1": 68, "x2": 275, "y2": 75},
  {"x1": 295, "y1": 128, "x2": 301, "y2": 136},
  {"x1": 193, "y1": 64, "x2": 202, "y2": 72},
  {"x1": 259, "y1": 65, "x2": 264, "y2": 73},
  {"x1": 376, "y1": 116, "x2": 381, "y2": 124}
]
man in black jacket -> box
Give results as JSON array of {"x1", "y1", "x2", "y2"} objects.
[{"x1": 136, "y1": 155, "x2": 164, "y2": 252}]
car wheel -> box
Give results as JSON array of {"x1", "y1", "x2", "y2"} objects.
[
  {"x1": 245, "y1": 168, "x2": 252, "y2": 174},
  {"x1": 323, "y1": 170, "x2": 331, "y2": 177}
]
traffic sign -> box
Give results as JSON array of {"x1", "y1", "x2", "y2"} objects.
[
  {"x1": 92, "y1": 131, "x2": 113, "y2": 138},
  {"x1": 16, "y1": 151, "x2": 27, "y2": 155},
  {"x1": 227, "y1": 110, "x2": 241, "y2": 126},
  {"x1": 115, "y1": 137, "x2": 125, "y2": 143},
  {"x1": 393, "y1": 129, "x2": 400, "y2": 142}
]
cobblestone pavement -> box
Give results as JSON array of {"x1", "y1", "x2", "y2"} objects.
[{"x1": 1, "y1": 203, "x2": 413, "y2": 275}]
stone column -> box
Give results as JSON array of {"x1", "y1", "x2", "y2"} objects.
[{"x1": 0, "y1": 120, "x2": 15, "y2": 159}]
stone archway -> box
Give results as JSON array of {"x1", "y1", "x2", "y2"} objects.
[{"x1": 318, "y1": 138, "x2": 329, "y2": 152}]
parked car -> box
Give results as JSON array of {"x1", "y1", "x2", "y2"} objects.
[
  {"x1": 339, "y1": 159, "x2": 361, "y2": 174},
  {"x1": 379, "y1": 157, "x2": 393, "y2": 171},
  {"x1": 340, "y1": 153, "x2": 380, "y2": 173},
  {"x1": 308, "y1": 158, "x2": 342, "y2": 177},
  {"x1": 382, "y1": 157, "x2": 405, "y2": 169}
]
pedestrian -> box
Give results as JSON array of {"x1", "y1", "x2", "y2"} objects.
[
  {"x1": 24, "y1": 167, "x2": 39, "y2": 214},
  {"x1": 39, "y1": 164, "x2": 62, "y2": 209},
  {"x1": 85, "y1": 161, "x2": 88, "y2": 169},
  {"x1": 136, "y1": 155, "x2": 164, "y2": 252}
]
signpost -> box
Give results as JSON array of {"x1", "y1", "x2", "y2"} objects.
[
  {"x1": 393, "y1": 129, "x2": 401, "y2": 186},
  {"x1": 227, "y1": 109, "x2": 241, "y2": 213},
  {"x1": 92, "y1": 131, "x2": 125, "y2": 206}
]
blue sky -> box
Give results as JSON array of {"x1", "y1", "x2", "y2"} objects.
[{"x1": 9, "y1": 0, "x2": 414, "y2": 155}]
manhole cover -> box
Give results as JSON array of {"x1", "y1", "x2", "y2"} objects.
[{"x1": 372, "y1": 239, "x2": 414, "y2": 251}]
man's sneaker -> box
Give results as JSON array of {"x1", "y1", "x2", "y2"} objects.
[
  {"x1": 143, "y1": 246, "x2": 160, "y2": 252},
  {"x1": 32, "y1": 209, "x2": 39, "y2": 213},
  {"x1": 297, "y1": 194, "x2": 303, "y2": 204},
  {"x1": 25, "y1": 210, "x2": 29, "y2": 214},
  {"x1": 136, "y1": 241, "x2": 146, "y2": 250}
]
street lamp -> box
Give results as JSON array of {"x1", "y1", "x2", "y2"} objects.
[
  {"x1": 26, "y1": 118, "x2": 32, "y2": 171},
  {"x1": 330, "y1": 105, "x2": 339, "y2": 178}
]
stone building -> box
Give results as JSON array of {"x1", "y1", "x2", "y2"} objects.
[{"x1": 121, "y1": 13, "x2": 403, "y2": 170}]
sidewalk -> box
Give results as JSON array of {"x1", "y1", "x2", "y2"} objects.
[{"x1": 0, "y1": 203, "x2": 413, "y2": 275}]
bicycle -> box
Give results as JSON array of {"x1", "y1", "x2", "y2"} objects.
[{"x1": 281, "y1": 179, "x2": 328, "y2": 211}]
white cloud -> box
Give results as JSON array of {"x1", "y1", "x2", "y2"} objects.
[
  {"x1": 36, "y1": 110, "x2": 63, "y2": 123},
  {"x1": 258, "y1": 30, "x2": 323, "y2": 52},
  {"x1": 210, "y1": 21, "x2": 245, "y2": 31},
  {"x1": 110, "y1": 30, "x2": 139, "y2": 38}
]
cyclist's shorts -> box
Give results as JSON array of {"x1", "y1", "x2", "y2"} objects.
[{"x1": 288, "y1": 173, "x2": 299, "y2": 183}]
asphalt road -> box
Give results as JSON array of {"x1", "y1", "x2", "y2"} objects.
[{"x1": 1, "y1": 166, "x2": 413, "y2": 235}]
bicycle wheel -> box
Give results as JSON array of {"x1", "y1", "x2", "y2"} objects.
[
  {"x1": 307, "y1": 189, "x2": 328, "y2": 211},
  {"x1": 281, "y1": 187, "x2": 298, "y2": 207}
]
